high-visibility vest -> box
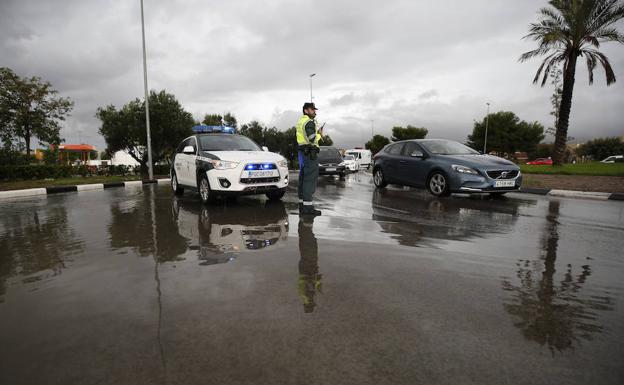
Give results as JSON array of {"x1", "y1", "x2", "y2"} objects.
[{"x1": 296, "y1": 115, "x2": 320, "y2": 147}]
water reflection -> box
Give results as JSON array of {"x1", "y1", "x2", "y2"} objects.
[
  {"x1": 108, "y1": 189, "x2": 188, "y2": 262},
  {"x1": 298, "y1": 215, "x2": 322, "y2": 313},
  {"x1": 371, "y1": 189, "x2": 527, "y2": 246},
  {"x1": 0, "y1": 200, "x2": 84, "y2": 302},
  {"x1": 172, "y1": 198, "x2": 289, "y2": 265},
  {"x1": 502, "y1": 200, "x2": 615, "y2": 353}
]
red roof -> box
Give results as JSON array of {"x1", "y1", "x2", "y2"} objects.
[{"x1": 57, "y1": 144, "x2": 96, "y2": 151}]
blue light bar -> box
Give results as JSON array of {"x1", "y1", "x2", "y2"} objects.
[{"x1": 192, "y1": 125, "x2": 236, "y2": 134}]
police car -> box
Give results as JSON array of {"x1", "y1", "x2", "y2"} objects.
[{"x1": 170, "y1": 125, "x2": 289, "y2": 203}]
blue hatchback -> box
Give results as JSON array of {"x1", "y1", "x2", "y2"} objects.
[{"x1": 372, "y1": 139, "x2": 522, "y2": 197}]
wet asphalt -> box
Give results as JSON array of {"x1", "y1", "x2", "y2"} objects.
[{"x1": 1, "y1": 172, "x2": 623, "y2": 385}]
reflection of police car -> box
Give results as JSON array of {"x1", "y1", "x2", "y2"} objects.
[
  {"x1": 172, "y1": 198, "x2": 289, "y2": 265},
  {"x1": 171, "y1": 125, "x2": 289, "y2": 203}
]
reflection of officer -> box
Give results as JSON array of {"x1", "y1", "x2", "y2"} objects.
[
  {"x1": 298, "y1": 215, "x2": 322, "y2": 313},
  {"x1": 296, "y1": 102, "x2": 323, "y2": 216}
]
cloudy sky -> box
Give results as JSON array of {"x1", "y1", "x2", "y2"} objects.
[{"x1": 1, "y1": 0, "x2": 623, "y2": 150}]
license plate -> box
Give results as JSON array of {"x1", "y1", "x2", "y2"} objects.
[
  {"x1": 246, "y1": 170, "x2": 278, "y2": 178},
  {"x1": 325, "y1": 168, "x2": 336, "y2": 172},
  {"x1": 494, "y1": 180, "x2": 515, "y2": 188}
]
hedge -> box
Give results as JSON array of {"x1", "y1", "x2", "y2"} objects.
[{"x1": 0, "y1": 164, "x2": 172, "y2": 181}]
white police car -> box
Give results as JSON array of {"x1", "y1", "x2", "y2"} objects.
[{"x1": 171, "y1": 125, "x2": 289, "y2": 203}]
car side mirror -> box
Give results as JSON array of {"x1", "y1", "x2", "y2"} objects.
[
  {"x1": 183, "y1": 145, "x2": 195, "y2": 154},
  {"x1": 262, "y1": 146, "x2": 269, "y2": 152},
  {"x1": 410, "y1": 150, "x2": 424, "y2": 158}
]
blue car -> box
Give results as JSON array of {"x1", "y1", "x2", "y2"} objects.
[{"x1": 372, "y1": 139, "x2": 522, "y2": 197}]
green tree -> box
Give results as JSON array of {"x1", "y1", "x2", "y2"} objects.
[
  {"x1": 391, "y1": 125, "x2": 428, "y2": 141},
  {"x1": 467, "y1": 111, "x2": 545, "y2": 156},
  {"x1": 96, "y1": 90, "x2": 194, "y2": 173},
  {"x1": 224, "y1": 112, "x2": 237, "y2": 128},
  {"x1": 520, "y1": 0, "x2": 624, "y2": 165},
  {"x1": 576, "y1": 136, "x2": 624, "y2": 160},
  {"x1": 202, "y1": 113, "x2": 222, "y2": 126},
  {"x1": 0, "y1": 67, "x2": 73, "y2": 155},
  {"x1": 365, "y1": 134, "x2": 391, "y2": 155}
]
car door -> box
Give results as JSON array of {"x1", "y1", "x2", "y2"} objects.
[
  {"x1": 383, "y1": 143, "x2": 405, "y2": 184},
  {"x1": 174, "y1": 138, "x2": 190, "y2": 185},
  {"x1": 399, "y1": 141, "x2": 428, "y2": 187},
  {"x1": 187, "y1": 137, "x2": 198, "y2": 187}
]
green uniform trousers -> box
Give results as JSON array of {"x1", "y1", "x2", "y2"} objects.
[{"x1": 298, "y1": 149, "x2": 318, "y2": 204}]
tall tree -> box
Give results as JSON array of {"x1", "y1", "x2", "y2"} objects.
[
  {"x1": 0, "y1": 67, "x2": 73, "y2": 155},
  {"x1": 520, "y1": 0, "x2": 624, "y2": 165},
  {"x1": 97, "y1": 90, "x2": 194, "y2": 173},
  {"x1": 365, "y1": 134, "x2": 391, "y2": 155},
  {"x1": 391, "y1": 125, "x2": 428, "y2": 141},
  {"x1": 467, "y1": 111, "x2": 545, "y2": 156},
  {"x1": 202, "y1": 113, "x2": 222, "y2": 126}
]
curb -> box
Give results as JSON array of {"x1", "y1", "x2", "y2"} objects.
[
  {"x1": 518, "y1": 187, "x2": 622, "y2": 201},
  {"x1": 0, "y1": 178, "x2": 171, "y2": 200}
]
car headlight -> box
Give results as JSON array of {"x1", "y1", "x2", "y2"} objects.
[
  {"x1": 452, "y1": 164, "x2": 479, "y2": 175},
  {"x1": 210, "y1": 160, "x2": 239, "y2": 170},
  {"x1": 277, "y1": 159, "x2": 288, "y2": 168}
]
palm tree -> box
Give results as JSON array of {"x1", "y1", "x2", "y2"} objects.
[{"x1": 520, "y1": 0, "x2": 624, "y2": 165}]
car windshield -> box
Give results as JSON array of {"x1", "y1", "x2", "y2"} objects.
[
  {"x1": 319, "y1": 147, "x2": 342, "y2": 161},
  {"x1": 420, "y1": 140, "x2": 479, "y2": 155},
  {"x1": 344, "y1": 155, "x2": 355, "y2": 160},
  {"x1": 198, "y1": 135, "x2": 261, "y2": 151}
]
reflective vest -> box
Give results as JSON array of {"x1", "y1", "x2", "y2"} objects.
[{"x1": 296, "y1": 115, "x2": 321, "y2": 147}]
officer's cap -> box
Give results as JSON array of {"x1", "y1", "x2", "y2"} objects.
[{"x1": 302, "y1": 102, "x2": 318, "y2": 111}]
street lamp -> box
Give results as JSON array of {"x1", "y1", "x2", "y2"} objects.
[
  {"x1": 483, "y1": 102, "x2": 490, "y2": 155},
  {"x1": 309, "y1": 73, "x2": 316, "y2": 103},
  {"x1": 371, "y1": 119, "x2": 374, "y2": 137},
  {"x1": 140, "y1": 0, "x2": 154, "y2": 180}
]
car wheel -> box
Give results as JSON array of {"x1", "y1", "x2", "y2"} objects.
[
  {"x1": 171, "y1": 172, "x2": 184, "y2": 195},
  {"x1": 266, "y1": 189, "x2": 286, "y2": 201},
  {"x1": 428, "y1": 171, "x2": 450, "y2": 197},
  {"x1": 198, "y1": 174, "x2": 215, "y2": 204},
  {"x1": 373, "y1": 168, "x2": 388, "y2": 188}
]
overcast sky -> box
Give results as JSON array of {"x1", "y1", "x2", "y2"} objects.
[{"x1": 1, "y1": 0, "x2": 623, "y2": 150}]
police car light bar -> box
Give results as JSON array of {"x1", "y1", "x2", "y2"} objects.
[{"x1": 192, "y1": 125, "x2": 236, "y2": 133}]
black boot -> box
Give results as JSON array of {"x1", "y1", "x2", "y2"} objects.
[{"x1": 301, "y1": 205, "x2": 321, "y2": 216}]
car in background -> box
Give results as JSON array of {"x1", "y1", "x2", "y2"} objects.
[
  {"x1": 341, "y1": 154, "x2": 359, "y2": 172},
  {"x1": 319, "y1": 146, "x2": 346, "y2": 178},
  {"x1": 345, "y1": 149, "x2": 372, "y2": 170},
  {"x1": 600, "y1": 155, "x2": 623, "y2": 163},
  {"x1": 526, "y1": 158, "x2": 553, "y2": 165},
  {"x1": 171, "y1": 125, "x2": 289, "y2": 203},
  {"x1": 372, "y1": 139, "x2": 522, "y2": 197}
]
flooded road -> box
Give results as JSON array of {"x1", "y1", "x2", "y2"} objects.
[{"x1": 1, "y1": 173, "x2": 623, "y2": 385}]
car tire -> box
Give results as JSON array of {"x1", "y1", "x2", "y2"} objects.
[
  {"x1": 266, "y1": 189, "x2": 286, "y2": 201},
  {"x1": 373, "y1": 167, "x2": 388, "y2": 188},
  {"x1": 198, "y1": 174, "x2": 216, "y2": 204},
  {"x1": 427, "y1": 171, "x2": 451, "y2": 197},
  {"x1": 171, "y1": 172, "x2": 184, "y2": 195}
]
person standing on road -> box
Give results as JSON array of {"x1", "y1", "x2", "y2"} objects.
[{"x1": 296, "y1": 102, "x2": 324, "y2": 216}]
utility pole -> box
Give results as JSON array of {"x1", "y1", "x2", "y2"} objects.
[
  {"x1": 483, "y1": 102, "x2": 490, "y2": 154},
  {"x1": 140, "y1": 0, "x2": 154, "y2": 180},
  {"x1": 309, "y1": 73, "x2": 316, "y2": 103},
  {"x1": 371, "y1": 120, "x2": 374, "y2": 137}
]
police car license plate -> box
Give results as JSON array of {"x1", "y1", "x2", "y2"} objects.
[
  {"x1": 246, "y1": 170, "x2": 279, "y2": 178},
  {"x1": 494, "y1": 180, "x2": 515, "y2": 188}
]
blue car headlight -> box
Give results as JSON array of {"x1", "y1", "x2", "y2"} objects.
[{"x1": 452, "y1": 164, "x2": 479, "y2": 175}]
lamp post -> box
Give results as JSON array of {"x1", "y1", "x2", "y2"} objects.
[
  {"x1": 140, "y1": 0, "x2": 154, "y2": 180},
  {"x1": 309, "y1": 73, "x2": 316, "y2": 103},
  {"x1": 371, "y1": 120, "x2": 374, "y2": 137},
  {"x1": 483, "y1": 102, "x2": 490, "y2": 155}
]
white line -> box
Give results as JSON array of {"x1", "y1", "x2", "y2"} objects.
[
  {"x1": 0, "y1": 188, "x2": 47, "y2": 199},
  {"x1": 548, "y1": 189, "x2": 611, "y2": 200},
  {"x1": 76, "y1": 184, "x2": 104, "y2": 192}
]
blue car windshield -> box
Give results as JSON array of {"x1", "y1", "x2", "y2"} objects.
[
  {"x1": 199, "y1": 135, "x2": 261, "y2": 151},
  {"x1": 421, "y1": 140, "x2": 479, "y2": 155}
]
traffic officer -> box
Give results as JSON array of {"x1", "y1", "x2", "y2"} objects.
[{"x1": 296, "y1": 102, "x2": 323, "y2": 216}]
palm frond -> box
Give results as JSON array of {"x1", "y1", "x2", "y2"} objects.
[
  {"x1": 582, "y1": 51, "x2": 598, "y2": 84},
  {"x1": 584, "y1": 48, "x2": 617, "y2": 85},
  {"x1": 592, "y1": 27, "x2": 624, "y2": 43}
]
